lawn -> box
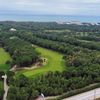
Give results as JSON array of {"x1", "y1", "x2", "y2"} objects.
[
  {"x1": 0, "y1": 48, "x2": 11, "y2": 72},
  {"x1": 17, "y1": 46, "x2": 66, "y2": 77}
]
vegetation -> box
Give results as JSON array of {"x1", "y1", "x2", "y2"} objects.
[
  {"x1": 57, "y1": 83, "x2": 100, "y2": 99},
  {"x1": 8, "y1": 65, "x2": 100, "y2": 100},
  {"x1": 17, "y1": 46, "x2": 65, "y2": 77},
  {"x1": 0, "y1": 48, "x2": 11, "y2": 64},
  {"x1": 0, "y1": 48, "x2": 11, "y2": 72},
  {"x1": 0, "y1": 21, "x2": 100, "y2": 100},
  {"x1": 0, "y1": 64, "x2": 11, "y2": 72},
  {"x1": 0, "y1": 35, "x2": 39, "y2": 67}
]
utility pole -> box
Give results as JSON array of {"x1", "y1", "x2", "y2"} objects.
[{"x1": 41, "y1": 93, "x2": 45, "y2": 100}]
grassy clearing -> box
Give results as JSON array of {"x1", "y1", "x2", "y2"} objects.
[
  {"x1": 0, "y1": 48, "x2": 11, "y2": 72},
  {"x1": 0, "y1": 48, "x2": 11, "y2": 64},
  {"x1": 17, "y1": 46, "x2": 66, "y2": 77}
]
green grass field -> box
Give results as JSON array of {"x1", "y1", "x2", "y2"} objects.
[
  {"x1": 0, "y1": 48, "x2": 11, "y2": 72},
  {"x1": 17, "y1": 46, "x2": 66, "y2": 77}
]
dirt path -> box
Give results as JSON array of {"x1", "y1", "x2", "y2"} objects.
[
  {"x1": 10, "y1": 64, "x2": 39, "y2": 71},
  {"x1": 2, "y1": 74, "x2": 9, "y2": 100},
  {"x1": 10, "y1": 58, "x2": 47, "y2": 72}
]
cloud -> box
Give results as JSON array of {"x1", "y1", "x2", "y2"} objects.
[
  {"x1": 0, "y1": 0, "x2": 100, "y2": 16},
  {"x1": 83, "y1": 0, "x2": 100, "y2": 4}
]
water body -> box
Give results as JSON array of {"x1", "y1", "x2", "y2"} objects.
[{"x1": 0, "y1": 14, "x2": 100, "y2": 22}]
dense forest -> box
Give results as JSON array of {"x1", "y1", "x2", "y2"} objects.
[
  {"x1": 0, "y1": 21, "x2": 100, "y2": 100},
  {"x1": 0, "y1": 32, "x2": 39, "y2": 67}
]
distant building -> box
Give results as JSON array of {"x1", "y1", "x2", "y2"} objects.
[
  {"x1": 97, "y1": 23, "x2": 100, "y2": 25},
  {"x1": 56, "y1": 21, "x2": 99, "y2": 26},
  {"x1": 56, "y1": 21, "x2": 65, "y2": 24},
  {"x1": 10, "y1": 28, "x2": 16, "y2": 32},
  {"x1": 69, "y1": 21, "x2": 82, "y2": 25},
  {"x1": 82, "y1": 22, "x2": 91, "y2": 26},
  {"x1": 82, "y1": 22, "x2": 99, "y2": 26},
  {"x1": 56, "y1": 21, "x2": 82, "y2": 25}
]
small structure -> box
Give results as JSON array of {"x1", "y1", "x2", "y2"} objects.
[
  {"x1": 36, "y1": 93, "x2": 45, "y2": 100},
  {"x1": 9, "y1": 28, "x2": 16, "y2": 32},
  {"x1": 40, "y1": 58, "x2": 47, "y2": 66}
]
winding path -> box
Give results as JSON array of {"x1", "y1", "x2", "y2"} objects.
[{"x1": 2, "y1": 74, "x2": 9, "y2": 100}]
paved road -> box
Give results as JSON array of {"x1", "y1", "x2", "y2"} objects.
[
  {"x1": 63, "y1": 88, "x2": 100, "y2": 100},
  {"x1": 2, "y1": 74, "x2": 9, "y2": 100}
]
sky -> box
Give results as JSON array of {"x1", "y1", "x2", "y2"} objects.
[{"x1": 0, "y1": 0, "x2": 100, "y2": 16}]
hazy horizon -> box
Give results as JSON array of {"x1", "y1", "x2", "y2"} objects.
[
  {"x1": 0, "y1": 15, "x2": 100, "y2": 22},
  {"x1": 0, "y1": 0, "x2": 100, "y2": 22}
]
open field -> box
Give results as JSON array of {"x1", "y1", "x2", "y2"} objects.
[
  {"x1": 0, "y1": 48, "x2": 11, "y2": 71},
  {"x1": 16, "y1": 46, "x2": 66, "y2": 77},
  {"x1": 0, "y1": 48, "x2": 11, "y2": 64}
]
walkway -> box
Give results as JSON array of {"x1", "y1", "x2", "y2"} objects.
[{"x1": 2, "y1": 74, "x2": 9, "y2": 100}]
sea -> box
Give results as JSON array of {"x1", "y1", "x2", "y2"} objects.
[{"x1": 0, "y1": 14, "x2": 100, "y2": 22}]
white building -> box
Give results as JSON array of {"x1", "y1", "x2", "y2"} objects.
[{"x1": 10, "y1": 28, "x2": 17, "y2": 32}]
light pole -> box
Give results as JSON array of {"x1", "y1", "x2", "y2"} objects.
[{"x1": 41, "y1": 93, "x2": 45, "y2": 100}]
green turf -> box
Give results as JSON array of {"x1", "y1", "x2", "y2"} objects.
[
  {"x1": 0, "y1": 48, "x2": 11, "y2": 72},
  {"x1": 17, "y1": 46, "x2": 66, "y2": 77},
  {"x1": 0, "y1": 48, "x2": 11, "y2": 64}
]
